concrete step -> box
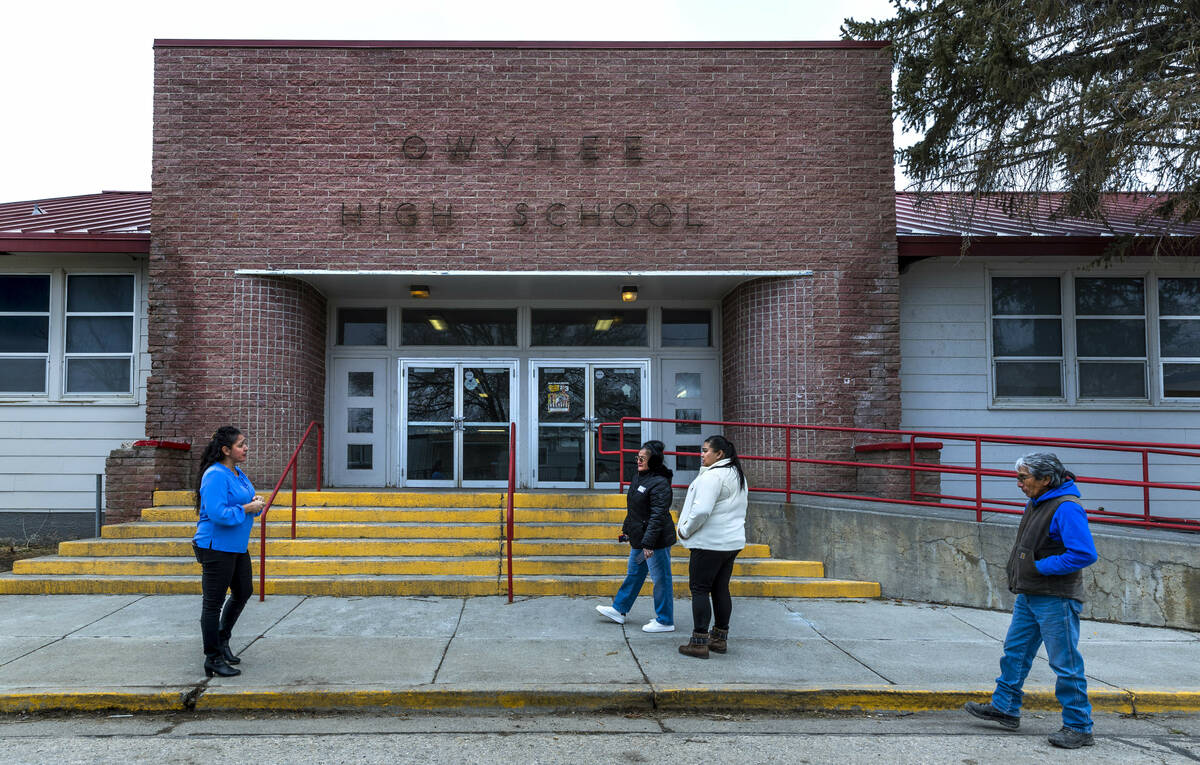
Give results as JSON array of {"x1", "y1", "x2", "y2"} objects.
[
  {"x1": 0, "y1": 572, "x2": 878, "y2": 598},
  {"x1": 141, "y1": 507, "x2": 626, "y2": 523},
  {"x1": 59, "y1": 538, "x2": 501, "y2": 557},
  {"x1": 105, "y1": 521, "x2": 630, "y2": 540},
  {"x1": 152, "y1": 490, "x2": 627, "y2": 509},
  {"x1": 4, "y1": 490, "x2": 878, "y2": 598},
  {"x1": 57, "y1": 537, "x2": 773, "y2": 558},
  {"x1": 13, "y1": 555, "x2": 499, "y2": 577},
  {"x1": 509, "y1": 540, "x2": 772, "y2": 557},
  {"x1": 13, "y1": 554, "x2": 822, "y2": 578},
  {"x1": 103, "y1": 522, "x2": 506, "y2": 540}
]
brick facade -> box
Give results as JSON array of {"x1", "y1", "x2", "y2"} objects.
[{"x1": 148, "y1": 41, "x2": 898, "y2": 488}]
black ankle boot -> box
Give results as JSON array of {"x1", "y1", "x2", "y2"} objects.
[
  {"x1": 204, "y1": 654, "x2": 241, "y2": 678},
  {"x1": 219, "y1": 640, "x2": 241, "y2": 665}
]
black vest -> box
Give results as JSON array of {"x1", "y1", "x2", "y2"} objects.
[{"x1": 1005, "y1": 493, "x2": 1086, "y2": 602}]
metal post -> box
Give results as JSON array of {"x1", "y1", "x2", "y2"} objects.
[
  {"x1": 291, "y1": 463, "x2": 298, "y2": 539},
  {"x1": 316, "y1": 424, "x2": 323, "y2": 492},
  {"x1": 259, "y1": 514, "x2": 267, "y2": 602},
  {"x1": 94, "y1": 474, "x2": 104, "y2": 537},
  {"x1": 784, "y1": 428, "x2": 792, "y2": 504},
  {"x1": 506, "y1": 422, "x2": 516, "y2": 603},
  {"x1": 908, "y1": 436, "x2": 917, "y2": 502},
  {"x1": 975, "y1": 438, "x2": 983, "y2": 523},
  {"x1": 1142, "y1": 450, "x2": 1151, "y2": 522}
]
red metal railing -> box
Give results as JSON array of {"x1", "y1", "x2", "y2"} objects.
[
  {"x1": 599, "y1": 417, "x2": 1200, "y2": 533},
  {"x1": 257, "y1": 421, "x2": 323, "y2": 601},
  {"x1": 505, "y1": 421, "x2": 517, "y2": 603}
]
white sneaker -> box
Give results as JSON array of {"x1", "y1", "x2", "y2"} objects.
[
  {"x1": 642, "y1": 619, "x2": 675, "y2": 633},
  {"x1": 595, "y1": 605, "x2": 625, "y2": 624}
]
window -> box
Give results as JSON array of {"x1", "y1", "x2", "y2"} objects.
[
  {"x1": 337, "y1": 308, "x2": 387, "y2": 346},
  {"x1": 991, "y1": 276, "x2": 1063, "y2": 397},
  {"x1": 65, "y1": 275, "x2": 135, "y2": 393},
  {"x1": 401, "y1": 308, "x2": 517, "y2": 346},
  {"x1": 531, "y1": 309, "x2": 647, "y2": 346},
  {"x1": 0, "y1": 275, "x2": 50, "y2": 393},
  {"x1": 0, "y1": 271, "x2": 137, "y2": 399},
  {"x1": 989, "y1": 272, "x2": 1200, "y2": 405},
  {"x1": 1074, "y1": 278, "x2": 1145, "y2": 399},
  {"x1": 1160, "y1": 278, "x2": 1200, "y2": 398},
  {"x1": 662, "y1": 309, "x2": 712, "y2": 347}
]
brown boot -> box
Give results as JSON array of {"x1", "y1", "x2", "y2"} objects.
[
  {"x1": 709, "y1": 627, "x2": 728, "y2": 654},
  {"x1": 679, "y1": 630, "x2": 710, "y2": 659}
]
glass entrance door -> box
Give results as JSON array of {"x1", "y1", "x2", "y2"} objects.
[
  {"x1": 532, "y1": 361, "x2": 647, "y2": 488},
  {"x1": 401, "y1": 360, "x2": 516, "y2": 487}
]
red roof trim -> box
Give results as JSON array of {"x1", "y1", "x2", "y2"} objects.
[
  {"x1": 153, "y1": 39, "x2": 888, "y2": 50},
  {"x1": 0, "y1": 233, "x2": 149, "y2": 254}
]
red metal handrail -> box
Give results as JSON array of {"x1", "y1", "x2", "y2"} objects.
[
  {"x1": 257, "y1": 421, "x2": 323, "y2": 601},
  {"x1": 505, "y1": 421, "x2": 516, "y2": 603},
  {"x1": 598, "y1": 417, "x2": 1200, "y2": 533}
]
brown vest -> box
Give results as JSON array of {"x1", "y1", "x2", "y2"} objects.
[{"x1": 1005, "y1": 493, "x2": 1086, "y2": 602}]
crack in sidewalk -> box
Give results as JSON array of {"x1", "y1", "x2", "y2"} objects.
[{"x1": 780, "y1": 600, "x2": 897, "y2": 685}]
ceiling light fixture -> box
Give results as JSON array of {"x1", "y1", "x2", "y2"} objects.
[
  {"x1": 620, "y1": 285, "x2": 638, "y2": 302},
  {"x1": 410, "y1": 284, "x2": 431, "y2": 298}
]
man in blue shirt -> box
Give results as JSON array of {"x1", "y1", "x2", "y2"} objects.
[{"x1": 964, "y1": 452, "x2": 1098, "y2": 749}]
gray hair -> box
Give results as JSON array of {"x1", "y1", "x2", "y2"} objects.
[{"x1": 1014, "y1": 452, "x2": 1075, "y2": 489}]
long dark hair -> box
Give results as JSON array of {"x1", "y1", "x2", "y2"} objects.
[
  {"x1": 195, "y1": 426, "x2": 242, "y2": 513},
  {"x1": 640, "y1": 440, "x2": 673, "y2": 481},
  {"x1": 704, "y1": 434, "x2": 746, "y2": 490}
]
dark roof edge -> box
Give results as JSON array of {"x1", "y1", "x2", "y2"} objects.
[
  {"x1": 153, "y1": 39, "x2": 888, "y2": 50},
  {"x1": 0, "y1": 233, "x2": 150, "y2": 254},
  {"x1": 898, "y1": 235, "x2": 1199, "y2": 259}
]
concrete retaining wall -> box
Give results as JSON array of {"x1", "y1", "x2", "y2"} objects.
[{"x1": 747, "y1": 497, "x2": 1200, "y2": 631}]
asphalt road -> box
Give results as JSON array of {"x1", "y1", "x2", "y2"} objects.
[{"x1": 0, "y1": 709, "x2": 1197, "y2": 764}]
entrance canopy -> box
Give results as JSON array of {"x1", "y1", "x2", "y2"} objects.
[{"x1": 234, "y1": 269, "x2": 813, "y2": 300}]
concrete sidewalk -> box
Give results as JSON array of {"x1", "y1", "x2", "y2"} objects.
[{"x1": 0, "y1": 594, "x2": 1197, "y2": 715}]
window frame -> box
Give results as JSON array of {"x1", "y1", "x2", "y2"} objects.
[
  {"x1": 62, "y1": 273, "x2": 137, "y2": 397},
  {"x1": 987, "y1": 268, "x2": 1200, "y2": 409},
  {"x1": 1158, "y1": 276, "x2": 1200, "y2": 401},
  {"x1": 0, "y1": 272, "x2": 52, "y2": 395},
  {"x1": 0, "y1": 268, "x2": 140, "y2": 403},
  {"x1": 988, "y1": 274, "x2": 1066, "y2": 402},
  {"x1": 1072, "y1": 276, "x2": 1148, "y2": 402}
]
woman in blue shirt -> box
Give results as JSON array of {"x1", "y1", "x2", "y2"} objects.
[{"x1": 193, "y1": 426, "x2": 265, "y2": 678}]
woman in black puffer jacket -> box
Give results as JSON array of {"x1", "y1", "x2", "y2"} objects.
[{"x1": 595, "y1": 440, "x2": 677, "y2": 632}]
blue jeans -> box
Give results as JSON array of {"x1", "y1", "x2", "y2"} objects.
[
  {"x1": 612, "y1": 547, "x2": 673, "y2": 625},
  {"x1": 992, "y1": 593, "x2": 1092, "y2": 733}
]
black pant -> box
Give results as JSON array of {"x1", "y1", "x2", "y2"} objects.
[
  {"x1": 193, "y1": 544, "x2": 253, "y2": 657},
  {"x1": 688, "y1": 548, "x2": 740, "y2": 633}
]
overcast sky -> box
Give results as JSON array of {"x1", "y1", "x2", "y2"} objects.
[{"x1": 0, "y1": 0, "x2": 900, "y2": 203}]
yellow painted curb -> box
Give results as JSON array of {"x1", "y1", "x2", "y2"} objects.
[
  {"x1": 1126, "y1": 691, "x2": 1200, "y2": 713},
  {"x1": 9, "y1": 686, "x2": 1174, "y2": 715},
  {"x1": 194, "y1": 687, "x2": 654, "y2": 712},
  {"x1": 0, "y1": 690, "x2": 187, "y2": 713},
  {"x1": 651, "y1": 688, "x2": 1140, "y2": 713}
]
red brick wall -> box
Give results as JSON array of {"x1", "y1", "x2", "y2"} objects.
[
  {"x1": 104, "y1": 444, "x2": 193, "y2": 523},
  {"x1": 150, "y1": 42, "x2": 896, "y2": 478}
]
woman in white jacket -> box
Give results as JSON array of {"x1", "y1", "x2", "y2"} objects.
[{"x1": 676, "y1": 435, "x2": 748, "y2": 659}]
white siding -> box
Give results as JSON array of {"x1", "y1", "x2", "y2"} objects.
[
  {"x1": 0, "y1": 255, "x2": 149, "y2": 514},
  {"x1": 899, "y1": 257, "x2": 1200, "y2": 523}
]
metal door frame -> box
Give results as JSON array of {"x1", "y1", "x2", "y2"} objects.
[
  {"x1": 400, "y1": 358, "x2": 518, "y2": 488},
  {"x1": 529, "y1": 359, "x2": 649, "y2": 489}
]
